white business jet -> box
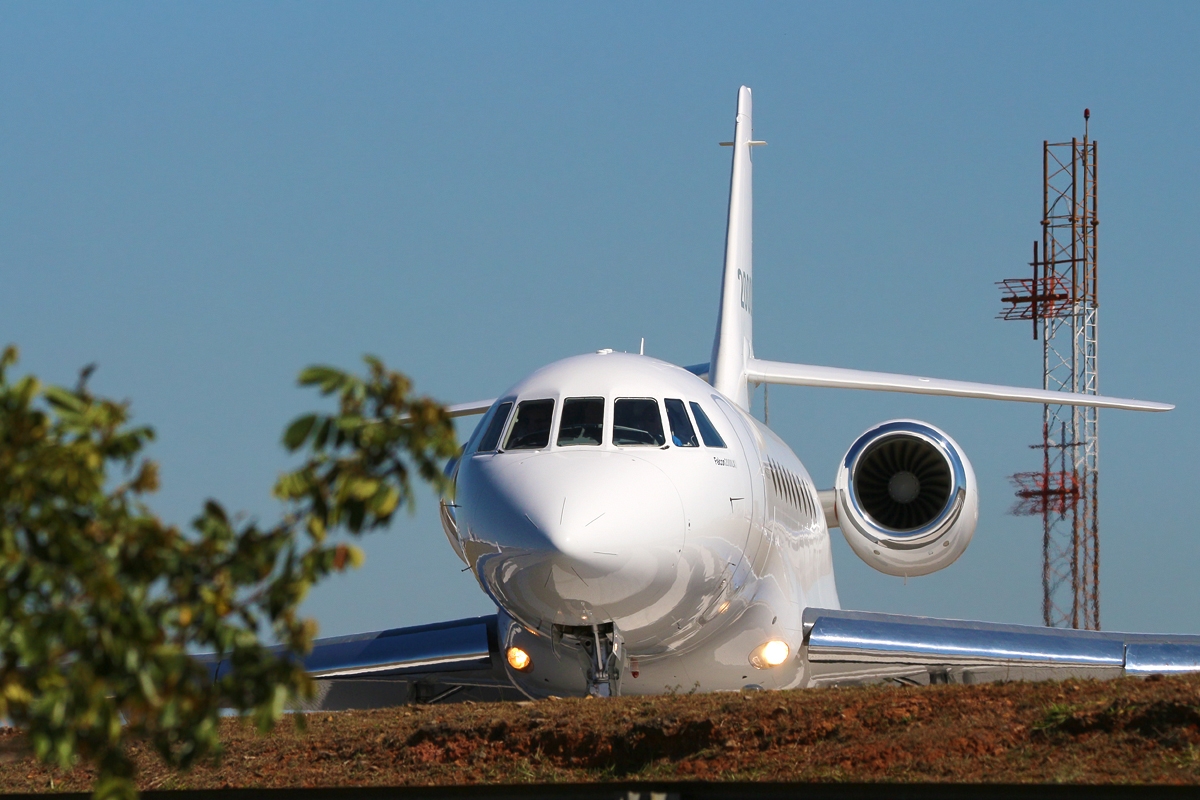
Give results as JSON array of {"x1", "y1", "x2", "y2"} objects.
[{"x1": 221, "y1": 87, "x2": 1199, "y2": 708}]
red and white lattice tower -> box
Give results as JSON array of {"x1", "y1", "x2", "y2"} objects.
[{"x1": 997, "y1": 111, "x2": 1100, "y2": 629}]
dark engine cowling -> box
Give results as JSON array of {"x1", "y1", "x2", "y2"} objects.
[{"x1": 833, "y1": 420, "x2": 978, "y2": 577}]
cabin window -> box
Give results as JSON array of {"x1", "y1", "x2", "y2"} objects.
[
  {"x1": 504, "y1": 399, "x2": 555, "y2": 450},
  {"x1": 664, "y1": 398, "x2": 699, "y2": 447},
  {"x1": 477, "y1": 401, "x2": 513, "y2": 452},
  {"x1": 612, "y1": 399, "x2": 666, "y2": 446},
  {"x1": 689, "y1": 402, "x2": 727, "y2": 448},
  {"x1": 558, "y1": 398, "x2": 604, "y2": 446}
]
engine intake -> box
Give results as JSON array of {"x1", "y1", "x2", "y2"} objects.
[
  {"x1": 833, "y1": 420, "x2": 978, "y2": 577},
  {"x1": 855, "y1": 435, "x2": 953, "y2": 531}
]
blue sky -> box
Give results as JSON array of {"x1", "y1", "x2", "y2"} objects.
[{"x1": 2, "y1": 2, "x2": 1197, "y2": 637}]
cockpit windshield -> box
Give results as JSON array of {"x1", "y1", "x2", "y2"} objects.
[
  {"x1": 558, "y1": 398, "x2": 604, "y2": 446},
  {"x1": 612, "y1": 398, "x2": 666, "y2": 446},
  {"x1": 504, "y1": 399, "x2": 554, "y2": 450},
  {"x1": 690, "y1": 402, "x2": 727, "y2": 448},
  {"x1": 476, "y1": 401, "x2": 513, "y2": 452},
  {"x1": 664, "y1": 398, "x2": 699, "y2": 447}
]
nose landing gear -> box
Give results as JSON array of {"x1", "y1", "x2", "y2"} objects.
[
  {"x1": 557, "y1": 622, "x2": 625, "y2": 697},
  {"x1": 585, "y1": 624, "x2": 624, "y2": 697}
]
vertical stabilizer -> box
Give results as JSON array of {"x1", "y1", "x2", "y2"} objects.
[{"x1": 710, "y1": 86, "x2": 756, "y2": 409}]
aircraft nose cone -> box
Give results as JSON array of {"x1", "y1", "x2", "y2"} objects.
[
  {"x1": 502, "y1": 451, "x2": 684, "y2": 564},
  {"x1": 465, "y1": 451, "x2": 686, "y2": 628}
]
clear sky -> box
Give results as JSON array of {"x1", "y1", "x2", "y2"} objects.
[{"x1": 2, "y1": 2, "x2": 1197, "y2": 637}]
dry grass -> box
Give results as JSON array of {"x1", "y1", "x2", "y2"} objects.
[{"x1": 2, "y1": 674, "x2": 1199, "y2": 792}]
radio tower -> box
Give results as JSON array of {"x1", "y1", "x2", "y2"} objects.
[{"x1": 997, "y1": 110, "x2": 1100, "y2": 630}]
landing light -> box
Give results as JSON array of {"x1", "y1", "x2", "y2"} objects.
[
  {"x1": 749, "y1": 639, "x2": 790, "y2": 669},
  {"x1": 506, "y1": 646, "x2": 532, "y2": 672}
]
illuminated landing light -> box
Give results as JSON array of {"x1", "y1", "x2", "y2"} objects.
[
  {"x1": 506, "y1": 646, "x2": 533, "y2": 672},
  {"x1": 749, "y1": 640, "x2": 791, "y2": 669}
]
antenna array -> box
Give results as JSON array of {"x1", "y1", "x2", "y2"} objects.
[{"x1": 997, "y1": 113, "x2": 1100, "y2": 629}]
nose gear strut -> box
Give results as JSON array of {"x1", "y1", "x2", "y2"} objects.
[
  {"x1": 584, "y1": 624, "x2": 624, "y2": 697},
  {"x1": 552, "y1": 618, "x2": 628, "y2": 695},
  {"x1": 557, "y1": 622, "x2": 624, "y2": 697}
]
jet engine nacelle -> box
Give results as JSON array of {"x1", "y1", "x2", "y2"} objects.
[{"x1": 833, "y1": 420, "x2": 978, "y2": 577}]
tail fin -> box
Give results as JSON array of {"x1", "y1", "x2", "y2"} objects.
[{"x1": 710, "y1": 86, "x2": 758, "y2": 409}]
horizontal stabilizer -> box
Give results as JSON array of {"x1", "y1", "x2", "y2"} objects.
[{"x1": 745, "y1": 358, "x2": 1172, "y2": 412}]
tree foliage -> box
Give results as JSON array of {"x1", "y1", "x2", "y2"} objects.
[{"x1": 0, "y1": 346, "x2": 458, "y2": 798}]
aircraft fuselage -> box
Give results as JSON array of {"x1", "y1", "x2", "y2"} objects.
[{"x1": 446, "y1": 351, "x2": 840, "y2": 694}]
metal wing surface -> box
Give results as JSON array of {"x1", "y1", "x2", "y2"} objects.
[
  {"x1": 207, "y1": 614, "x2": 521, "y2": 709},
  {"x1": 745, "y1": 358, "x2": 1172, "y2": 411},
  {"x1": 800, "y1": 607, "x2": 1200, "y2": 687}
]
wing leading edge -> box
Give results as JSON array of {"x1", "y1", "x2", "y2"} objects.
[
  {"x1": 678, "y1": 360, "x2": 1170, "y2": 411},
  {"x1": 801, "y1": 608, "x2": 1200, "y2": 687},
  {"x1": 447, "y1": 398, "x2": 497, "y2": 418},
  {"x1": 745, "y1": 359, "x2": 1172, "y2": 412},
  {"x1": 206, "y1": 614, "x2": 522, "y2": 709}
]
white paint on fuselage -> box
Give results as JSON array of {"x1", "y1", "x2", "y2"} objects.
[{"x1": 452, "y1": 351, "x2": 840, "y2": 692}]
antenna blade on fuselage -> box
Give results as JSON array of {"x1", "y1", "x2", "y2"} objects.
[{"x1": 745, "y1": 358, "x2": 1172, "y2": 412}]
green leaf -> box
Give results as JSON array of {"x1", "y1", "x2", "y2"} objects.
[
  {"x1": 282, "y1": 414, "x2": 319, "y2": 450},
  {"x1": 313, "y1": 418, "x2": 333, "y2": 449},
  {"x1": 372, "y1": 485, "x2": 401, "y2": 517},
  {"x1": 42, "y1": 385, "x2": 84, "y2": 413},
  {"x1": 347, "y1": 477, "x2": 380, "y2": 501},
  {"x1": 296, "y1": 365, "x2": 342, "y2": 389}
]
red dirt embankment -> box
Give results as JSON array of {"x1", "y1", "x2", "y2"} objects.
[{"x1": 2, "y1": 674, "x2": 1199, "y2": 792}]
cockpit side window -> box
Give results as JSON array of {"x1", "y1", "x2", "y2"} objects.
[
  {"x1": 612, "y1": 398, "x2": 666, "y2": 446},
  {"x1": 504, "y1": 399, "x2": 555, "y2": 450},
  {"x1": 664, "y1": 398, "x2": 699, "y2": 447},
  {"x1": 462, "y1": 414, "x2": 488, "y2": 456},
  {"x1": 476, "y1": 401, "x2": 513, "y2": 453},
  {"x1": 689, "y1": 402, "x2": 727, "y2": 448},
  {"x1": 557, "y1": 397, "x2": 604, "y2": 446}
]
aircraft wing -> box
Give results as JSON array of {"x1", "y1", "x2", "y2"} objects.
[
  {"x1": 800, "y1": 607, "x2": 1200, "y2": 687},
  {"x1": 678, "y1": 360, "x2": 1170, "y2": 411},
  {"x1": 744, "y1": 359, "x2": 1172, "y2": 411},
  {"x1": 207, "y1": 614, "x2": 522, "y2": 709},
  {"x1": 446, "y1": 398, "x2": 497, "y2": 417},
  {"x1": 202, "y1": 608, "x2": 1200, "y2": 707},
  {"x1": 743, "y1": 358, "x2": 1172, "y2": 411}
]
